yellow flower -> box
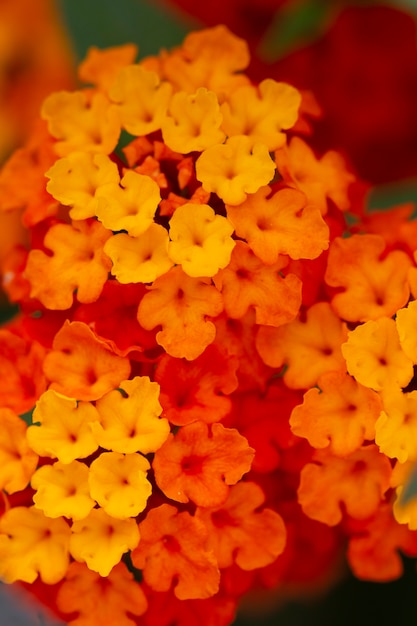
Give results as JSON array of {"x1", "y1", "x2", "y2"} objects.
[
  {"x1": 95, "y1": 170, "x2": 161, "y2": 236},
  {"x1": 32, "y1": 460, "x2": 95, "y2": 521},
  {"x1": 168, "y1": 202, "x2": 235, "y2": 277},
  {"x1": 221, "y1": 79, "x2": 301, "y2": 150},
  {"x1": 91, "y1": 376, "x2": 169, "y2": 454},
  {"x1": 109, "y1": 65, "x2": 172, "y2": 136},
  {"x1": 161, "y1": 88, "x2": 225, "y2": 153},
  {"x1": 0, "y1": 506, "x2": 71, "y2": 584},
  {"x1": 69, "y1": 508, "x2": 140, "y2": 577},
  {"x1": 342, "y1": 317, "x2": 414, "y2": 392},
  {"x1": 376, "y1": 387, "x2": 417, "y2": 463},
  {"x1": 89, "y1": 451, "x2": 152, "y2": 519},
  {"x1": 195, "y1": 135, "x2": 276, "y2": 205},
  {"x1": 393, "y1": 486, "x2": 417, "y2": 530},
  {"x1": 41, "y1": 91, "x2": 120, "y2": 156},
  {"x1": 104, "y1": 223, "x2": 173, "y2": 284},
  {"x1": 45, "y1": 152, "x2": 119, "y2": 220},
  {"x1": 392, "y1": 461, "x2": 417, "y2": 530},
  {"x1": 396, "y1": 299, "x2": 417, "y2": 364},
  {"x1": 0, "y1": 408, "x2": 38, "y2": 494},
  {"x1": 27, "y1": 389, "x2": 100, "y2": 463}
]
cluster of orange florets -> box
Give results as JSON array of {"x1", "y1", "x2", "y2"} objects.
[{"x1": 1, "y1": 24, "x2": 417, "y2": 626}]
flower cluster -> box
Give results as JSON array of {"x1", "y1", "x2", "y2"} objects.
[
  {"x1": 1, "y1": 23, "x2": 417, "y2": 626},
  {"x1": 162, "y1": 0, "x2": 417, "y2": 185}
]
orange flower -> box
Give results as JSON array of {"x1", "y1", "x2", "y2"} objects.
[
  {"x1": 43, "y1": 321, "x2": 131, "y2": 401},
  {"x1": 154, "y1": 344, "x2": 238, "y2": 426},
  {"x1": 0, "y1": 121, "x2": 58, "y2": 226},
  {"x1": 0, "y1": 210, "x2": 27, "y2": 277},
  {"x1": 57, "y1": 561, "x2": 148, "y2": 626},
  {"x1": 152, "y1": 421, "x2": 254, "y2": 507},
  {"x1": 224, "y1": 380, "x2": 301, "y2": 473},
  {"x1": 140, "y1": 588, "x2": 236, "y2": 626},
  {"x1": 158, "y1": 24, "x2": 250, "y2": 96},
  {"x1": 195, "y1": 482, "x2": 286, "y2": 570},
  {"x1": 347, "y1": 504, "x2": 417, "y2": 581},
  {"x1": 0, "y1": 328, "x2": 46, "y2": 413},
  {"x1": 275, "y1": 136, "x2": 354, "y2": 213},
  {"x1": 78, "y1": 43, "x2": 138, "y2": 91},
  {"x1": 290, "y1": 370, "x2": 381, "y2": 457},
  {"x1": 353, "y1": 202, "x2": 417, "y2": 256},
  {"x1": 325, "y1": 234, "x2": 411, "y2": 322},
  {"x1": 213, "y1": 241, "x2": 302, "y2": 327},
  {"x1": 73, "y1": 281, "x2": 160, "y2": 358},
  {"x1": 137, "y1": 266, "x2": 223, "y2": 360},
  {"x1": 226, "y1": 186, "x2": 329, "y2": 264},
  {"x1": 256, "y1": 302, "x2": 348, "y2": 389},
  {"x1": 212, "y1": 309, "x2": 274, "y2": 392},
  {"x1": 24, "y1": 219, "x2": 112, "y2": 310},
  {"x1": 298, "y1": 445, "x2": 392, "y2": 526},
  {"x1": 131, "y1": 503, "x2": 220, "y2": 600}
]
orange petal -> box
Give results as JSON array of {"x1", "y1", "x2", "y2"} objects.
[
  {"x1": 43, "y1": 320, "x2": 131, "y2": 401},
  {"x1": 137, "y1": 266, "x2": 223, "y2": 360},
  {"x1": 131, "y1": 503, "x2": 220, "y2": 600},
  {"x1": 153, "y1": 422, "x2": 254, "y2": 507},
  {"x1": 196, "y1": 482, "x2": 286, "y2": 570},
  {"x1": 213, "y1": 241, "x2": 302, "y2": 327},
  {"x1": 325, "y1": 234, "x2": 411, "y2": 322},
  {"x1": 298, "y1": 445, "x2": 392, "y2": 526}
]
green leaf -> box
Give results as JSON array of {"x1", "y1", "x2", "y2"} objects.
[
  {"x1": 399, "y1": 462, "x2": 417, "y2": 506},
  {"x1": 0, "y1": 296, "x2": 18, "y2": 324},
  {"x1": 368, "y1": 178, "x2": 417, "y2": 214},
  {"x1": 19, "y1": 408, "x2": 35, "y2": 426},
  {"x1": 258, "y1": 0, "x2": 336, "y2": 62},
  {"x1": 122, "y1": 551, "x2": 143, "y2": 583},
  {"x1": 57, "y1": 0, "x2": 190, "y2": 63}
]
